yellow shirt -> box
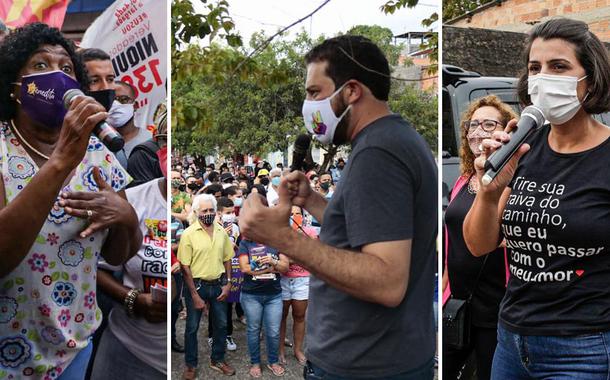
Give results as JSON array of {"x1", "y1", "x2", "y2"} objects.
[{"x1": 177, "y1": 221, "x2": 234, "y2": 280}]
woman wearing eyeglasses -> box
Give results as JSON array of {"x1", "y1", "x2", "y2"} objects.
[
  {"x1": 443, "y1": 95, "x2": 517, "y2": 380},
  {"x1": 464, "y1": 18, "x2": 610, "y2": 379}
]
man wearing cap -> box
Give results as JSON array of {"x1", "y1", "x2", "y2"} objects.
[
  {"x1": 255, "y1": 169, "x2": 270, "y2": 187},
  {"x1": 220, "y1": 173, "x2": 234, "y2": 189}
]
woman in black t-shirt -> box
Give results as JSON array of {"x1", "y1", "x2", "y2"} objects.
[
  {"x1": 464, "y1": 18, "x2": 610, "y2": 379},
  {"x1": 443, "y1": 95, "x2": 516, "y2": 380}
]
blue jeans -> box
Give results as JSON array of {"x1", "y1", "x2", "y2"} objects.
[
  {"x1": 303, "y1": 358, "x2": 434, "y2": 380},
  {"x1": 492, "y1": 324, "x2": 610, "y2": 379},
  {"x1": 184, "y1": 282, "x2": 227, "y2": 367},
  {"x1": 57, "y1": 339, "x2": 92, "y2": 380},
  {"x1": 240, "y1": 291, "x2": 283, "y2": 365}
]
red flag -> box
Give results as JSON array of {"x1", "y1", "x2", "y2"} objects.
[{"x1": 0, "y1": 0, "x2": 69, "y2": 29}]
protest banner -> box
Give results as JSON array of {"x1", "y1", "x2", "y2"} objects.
[{"x1": 81, "y1": 0, "x2": 166, "y2": 135}]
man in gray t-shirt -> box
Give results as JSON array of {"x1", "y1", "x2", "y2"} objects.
[{"x1": 239, "y1": 35, "x2": 437, "y2": 379}]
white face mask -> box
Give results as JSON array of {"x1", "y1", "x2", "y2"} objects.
[
  {"x1": 302, "y1": 83, "x2": 351, "y2": 145},
  {"x1": 221, "y1": 214, "x2": 235, "y2": 224},
  {"x1": 528, "y1": 73, "x2": 588, "y2": 125},
  {"x1": 107, "y1": 100, "x2": 134, "y2": 128}
]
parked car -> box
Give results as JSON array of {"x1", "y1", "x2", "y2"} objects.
[{"x1": 442, "y1": 64, "x2": 520, "y2": 210}]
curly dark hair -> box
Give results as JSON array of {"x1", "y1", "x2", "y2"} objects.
[{"x1": 0, "y1": 22, "x2": 88, "y2": 121}]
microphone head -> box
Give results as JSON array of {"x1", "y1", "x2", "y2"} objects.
[
  {"x1": 295, "y1": 134, "x2": 311, "y2": 147},
  {"x1": 63, "y1": 88, "x2": 84, "y2": 109},
  {"x1": 521, "y1": 105, "x2": 545, "y2": 128},
  {"x1": 294, "y1": 134, "x2": 311, "y2": 154},
  {"x1": 105, "y1": 135, "x2": 125, "y2": 152}
]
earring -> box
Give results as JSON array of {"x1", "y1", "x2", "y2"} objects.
[{"x1": 9, "y1": 93, "x2": 15, "y2": 99}]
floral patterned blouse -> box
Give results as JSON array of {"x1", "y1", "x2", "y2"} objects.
[{"x1": 0, "y1": 121, "x2": 130, "y2": 379}]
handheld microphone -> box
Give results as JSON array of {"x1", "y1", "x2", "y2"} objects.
[
  {"x1": 63, "y1": 89, "x2": 125, "y2": 152},
  {"x1": 482, "y1": 105, "x2": 545, "y2": 185},
  {"x1": 290, "y1": 134, "x2": 311, "y2": 172}
]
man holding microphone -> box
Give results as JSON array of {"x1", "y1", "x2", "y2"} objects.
[{"x1": 239, "y1": 35, "x2": 437, "y2": 379}]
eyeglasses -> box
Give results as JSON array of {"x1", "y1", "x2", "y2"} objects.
[
  {"x1": 464, "y1": 119, "x2": 503, "y2": 132},
  {"x1": 116, "y1": 95, "x2": 134, "y2": 104}
]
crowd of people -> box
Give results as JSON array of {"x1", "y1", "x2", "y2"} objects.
[
  {"x1": 170, "y1": 157, "x2": 342, "y2": 377},
  {"x1": 0, "y1": 22, "x2": 168, "y2": 380}
]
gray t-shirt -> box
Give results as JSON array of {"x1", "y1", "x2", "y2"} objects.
[{"x1": 306, "y1": 114, "x2": 437, "y2": 377}]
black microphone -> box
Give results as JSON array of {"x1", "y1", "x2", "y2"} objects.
[
  {"x1": 290, "y1": 134, "x2": 311, "y2": 172},
  {"x1": 482, "y1": 105, "x2": 545, "y2": 185},
  {"x1": 63, "y1": 89, "x2": 125, "y2": 152}
]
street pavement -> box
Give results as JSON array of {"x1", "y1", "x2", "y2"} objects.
[
  {"x1": 170, "y1": 311, "x2": 438, "y2": 380},
  {"x1": 171, "y1": 311, "x2": 305, "y2": 379}
]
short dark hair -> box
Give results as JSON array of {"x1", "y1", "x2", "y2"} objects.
[
  {"x1": 114, "y1": 80, "x2": 136, "y2": 98},
  {"x1": 305, "y1": 35, "x2": 391, "y2": 101},
  {"x1": 223, "y1": 186, "x2": 239, "y2": 197},
  {"x1": 217, "y1": 196, "x2": 234, "y2": 210},
  {"x1": 517, "y1": 18, "x2": 610, "y2": 114},
  {"x1": 208, "y1": 171, "x2": 220, "y2": 183},
  {"x1": 0, "y1": 23, "x2": 88, "y2": 121},
  {"x1": 205, "y1": 183, "x2": 223, "y2": 195},
  {"x1": 78, "y1": 48, "x2": 110, "y2": 62},
  {"x1": 320, "y1": 171, "x2": 333, "y2": 184}
]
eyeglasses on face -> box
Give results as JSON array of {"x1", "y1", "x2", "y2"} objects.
[{"x1": 464, "y1": 119, "x2": 503, "y2": 132}]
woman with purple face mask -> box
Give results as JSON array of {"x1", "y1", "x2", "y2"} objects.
[
  {"x1": 443, "y1": 95, "x2": 517, "y2": 380},
  {"x1": 0, "y1": 23, "x2": 140, "y2": 379},
  {"x1": 464, "y1": 18, "x2": 610, "y2": 379}
]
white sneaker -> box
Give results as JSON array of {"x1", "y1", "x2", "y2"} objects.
[
  {"x1": 226, "y1": 336, "x2": 237, "y2": 351},
  {"x1": 207, "y1": 337, "x2": 213, "y2": 348}
]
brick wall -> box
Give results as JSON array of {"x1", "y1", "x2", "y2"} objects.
[{"x1": 449, "y1": 0, "x2": 610, "y2": 42}]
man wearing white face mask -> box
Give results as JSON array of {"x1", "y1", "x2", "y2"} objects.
[
  {"x1": 239, "y1": 35, "x2": 437, "y2": 379},
  {"x1": 108, "y1": 81, "x2": 151, "y2": 158}
]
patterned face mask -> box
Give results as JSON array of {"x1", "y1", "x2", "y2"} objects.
[
  {"x1": 13, "y1": 70, "x2": 81, "y2": 129},
  {"x1": 467, "y1": 126, "x2": 493, "y2": 157},
  {"x1": 198, "y1": 213, "x2": 215, "y2": 226},
  {"x1": 302, "y1": 83, "x2": 351, "y2": 145}
]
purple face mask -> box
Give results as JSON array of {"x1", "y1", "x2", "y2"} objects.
[{"x1": 14, "y1": 70, "x2": 81, "y2": 129}]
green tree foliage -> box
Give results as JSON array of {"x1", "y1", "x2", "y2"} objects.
[
  {"x1": 389, "y1": 82, "x2": 438, "y2": 153},
  {"x1": 171, "y1": 1, "x2": 437, "y2": 162},
  {"x1": 345, "y1": 25, "x2": 403, "y2": 66},
  {"x1": 173, "y1": 31, "x2": 317, "y2": 158},
  {"x1": 443, "y1": 0, "x2": 494, "y2": 21}
]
